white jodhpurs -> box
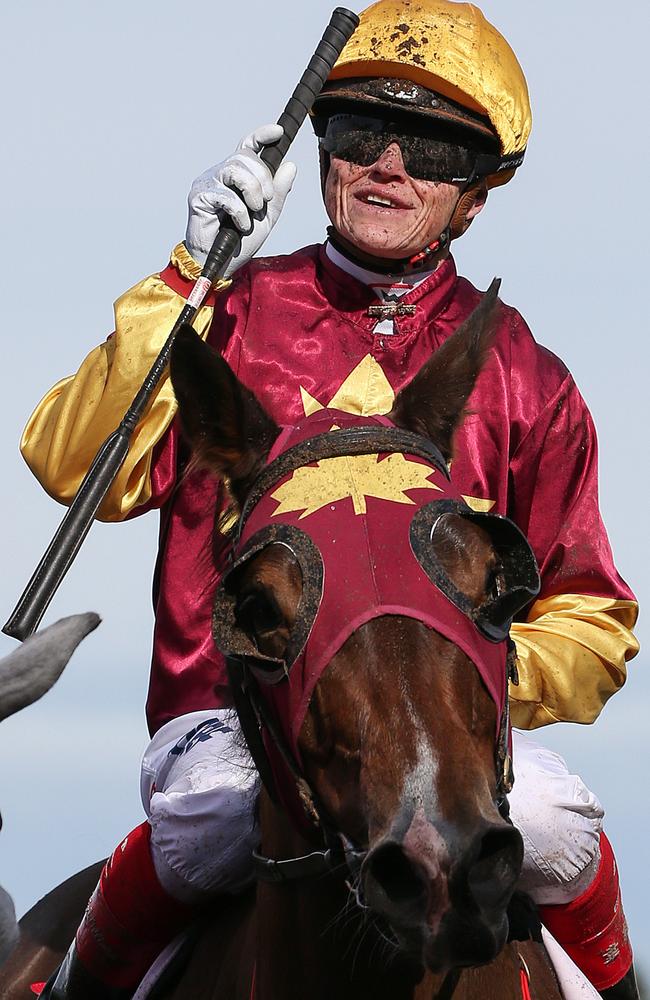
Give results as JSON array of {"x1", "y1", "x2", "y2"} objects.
[
  {"x1": 141, "y1": 710, "x2": 261, "y2": 902},
  {"x1": 140, "y1": 712, "x2": 603, "y2": 906},
  {"x1": 508, "y1": 731, "x2": 604, "y2": 905}
]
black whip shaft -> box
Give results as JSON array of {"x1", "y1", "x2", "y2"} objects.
[{"x1": 3, "y1": 8, "x2": 359, "y2": 642}]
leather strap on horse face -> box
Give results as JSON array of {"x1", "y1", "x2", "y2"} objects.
[
  {"x1": 495, "y1": 641, "x2": 519, "y2": 816},
  {"x1": 227, "y1": 655, "x2": 362, "y2": 879},
  {"x1": 227, "y1": 657, "x2": 313, "y2": 818},
  {"x1": 226, "y1": 658, "x2": 283, "y2": 809}
]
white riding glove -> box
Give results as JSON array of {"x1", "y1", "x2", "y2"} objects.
[{"x1": 185, "y1": 123, "x2": 297, "y2": 278}]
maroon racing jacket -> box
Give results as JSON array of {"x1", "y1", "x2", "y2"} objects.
[{"x1": 21, "y1": 243, "x2": 638, "y2": 735}]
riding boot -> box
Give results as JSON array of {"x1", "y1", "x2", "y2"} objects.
[
  {"x1": 538, "y1": 832, "x2": 636, "y2": 996},
  {"x1": 37, "y1": 939, "x2": 131, "y2": 999},
  {"x1": 35, "y1": 821, "x2": 196, "y2": 999},
  {"x1": 599, "y1": 965, "x2": 640, "y2": 1000}
]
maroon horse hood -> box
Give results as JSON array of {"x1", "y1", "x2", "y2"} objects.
[{"x1": 218, "y1": 408, "x2": 517, "y2": 767}]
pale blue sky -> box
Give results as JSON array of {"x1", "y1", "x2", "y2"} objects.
[{"x1": 0, "y1": 0, "x2": 648, "y2": 977}]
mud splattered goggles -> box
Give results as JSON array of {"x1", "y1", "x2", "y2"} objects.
[{"x1": 319, "y1": 114, "x2": 504, "y2": 184}]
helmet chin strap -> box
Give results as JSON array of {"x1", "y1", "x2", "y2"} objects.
[
  {"x1": 326, "y1": 225, "x2": 449, "y2": 276},
  {"x1": 326, "y1": 182, "x2": 481, "y2": 277}
]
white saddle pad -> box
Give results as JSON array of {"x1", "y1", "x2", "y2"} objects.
[{"x1": 541, "y1": 927, "x2": 601, "y2": 999}]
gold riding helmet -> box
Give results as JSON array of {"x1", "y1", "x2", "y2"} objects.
[{"x1": 313, "y1": 0, "x2": 532, "y2": 189}]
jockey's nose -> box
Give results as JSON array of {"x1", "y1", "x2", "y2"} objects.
[{"x1": 368, "y1": 142, "x2": 409, "y2": 181}]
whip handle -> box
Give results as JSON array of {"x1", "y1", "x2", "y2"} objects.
[{"x1": 201, "y1": 7, "x2": 358, "y2": 281}]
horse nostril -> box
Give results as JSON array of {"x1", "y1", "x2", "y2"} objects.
[
  {"x1": 369, "y1": 843, "x2": 427, "y2": 904},
  {"x1": 466, "y1": 825, "x2": 523, "y2": 914},
  {"x1": 363, "y1": 842, "x2": 429, "y2": 920}
]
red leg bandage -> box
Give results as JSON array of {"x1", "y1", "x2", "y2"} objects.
[
  {"x1": 75, "y1": 821, "x2": 194, "y2": 990},
  {"x1": 538, "y1": 832, "x2": 633, "y2": 991}
]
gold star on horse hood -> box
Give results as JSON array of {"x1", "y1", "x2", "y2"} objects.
[{"x1": 213, "y1": 409, "x2": 539, "y2": 773}]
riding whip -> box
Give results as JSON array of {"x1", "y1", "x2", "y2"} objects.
[{"x1": 3, "y1": 7, "x2": 359, "y2": 642}]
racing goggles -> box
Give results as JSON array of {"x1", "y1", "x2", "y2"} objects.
[{"x1": 319, "y1": 113, "x2": 497, "y2": 184}]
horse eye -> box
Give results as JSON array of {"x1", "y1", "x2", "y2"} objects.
[{"x1": 235, "y1": 590, "x2": 283, "y2": 638}]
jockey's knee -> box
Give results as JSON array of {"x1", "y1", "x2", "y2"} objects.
[
  {"x1": 140, "y1": 710, "x2": 260, "y2": 902},
  {"x1": 508, "y1": 731, "x2": 604, "y2": 906}
]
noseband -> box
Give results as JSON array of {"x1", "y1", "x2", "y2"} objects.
[{"x1": 216, "y1": 422, "x2": 538, "y2": 882}]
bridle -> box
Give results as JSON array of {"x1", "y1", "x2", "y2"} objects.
[{"x1": 215, "y1": 423, "x2": 538, "y2": 884}]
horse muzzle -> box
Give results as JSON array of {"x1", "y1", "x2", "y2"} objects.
[{"x1": 360, "y1": 807, "x2": 523, "y2": 971}]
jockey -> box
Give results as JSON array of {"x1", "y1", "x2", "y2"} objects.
[{"x1": 22, "y1": 2, "x2": 639, "y2": 998}]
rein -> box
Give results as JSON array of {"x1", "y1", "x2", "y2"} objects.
[{"x1": 228, "y1": 657, "x2": 368, "y2": 883}]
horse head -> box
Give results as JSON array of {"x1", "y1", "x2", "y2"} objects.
[{"x1": 169, "y1": 281, "x2": 539, "y2": 975}]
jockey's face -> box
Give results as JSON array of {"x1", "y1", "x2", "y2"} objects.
[{"x1": 324, "y1": 142, "x2": 484, "y2": 260}]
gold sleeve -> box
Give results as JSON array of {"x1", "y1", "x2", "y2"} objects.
[
  {"x1": 509, "y1": 594, "x2": 639, "y2": 729},
  {"x1": 20, "y1": 244, "x2": 227, "y2": 522}
]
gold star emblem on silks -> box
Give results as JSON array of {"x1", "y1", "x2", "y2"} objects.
[{"x1": 291, "y1": 355, "x2": 495, "y2": 515}]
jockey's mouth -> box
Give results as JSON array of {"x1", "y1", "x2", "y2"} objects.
[{"x1": 354, "y1": 186, "x2": 414, "y2": 212}]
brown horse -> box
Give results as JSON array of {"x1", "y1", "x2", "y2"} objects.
[{"x1": 0, "y1": 285, "x2": 563, "y2": 999}]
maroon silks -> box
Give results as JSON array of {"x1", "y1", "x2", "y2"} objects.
[{"x1": 138, "y1": 245, "x2": 634, "y2": 737}]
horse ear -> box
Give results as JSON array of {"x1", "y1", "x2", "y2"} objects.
[
  {"x1": 170, "y1": 325, "x2": 279, "y2": 507},
  {"x1": 388, "y1": 278, "x2": 501, "y2": 462}
]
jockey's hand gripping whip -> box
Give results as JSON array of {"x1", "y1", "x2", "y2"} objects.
[{"x1": 3, "y1": 8, "x2": 360, "y2": 642}]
